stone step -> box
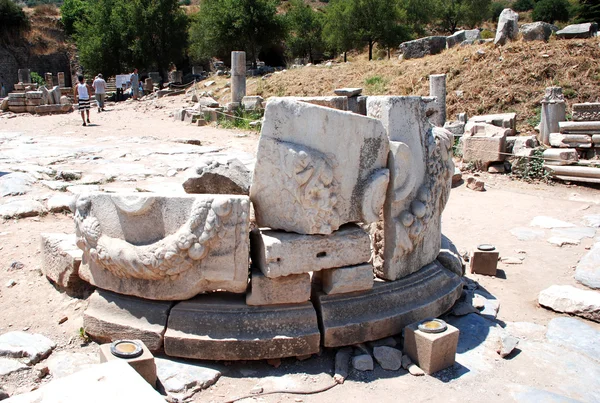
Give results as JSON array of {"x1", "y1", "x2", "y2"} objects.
[
  {"x1": 164, "y1": 293, "x2": 320, "y2": 360},
  {"x1": 83, "y1": 290, "x2": 173, "y2": 353},
  {"x1": 313, "y1": 260, "x2": 462, "y2": 347}
]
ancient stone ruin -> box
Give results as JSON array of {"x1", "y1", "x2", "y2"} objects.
[{"x1": 43, "y1": 96, "x2": 463, "y2": 361}]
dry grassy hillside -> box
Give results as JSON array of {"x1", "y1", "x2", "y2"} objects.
[{"x1": 252, "y1": 38, "x2": 600, "y2": 133}]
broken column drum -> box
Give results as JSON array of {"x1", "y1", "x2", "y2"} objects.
[
  {"x1": 539, "y1": 87, "x2": 566, "y2": 146},
  {"x1": 429, "y1": 74, "x2": 447, "y2": 127},
  {"x1": 68, "y1": 97, "x2": 462, "y2": 361},
  {"x1": 231, "y1": 51, "x2": 246, "y2": 104}
]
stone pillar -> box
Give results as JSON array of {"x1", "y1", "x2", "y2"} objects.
[
  {"x1": 57, "y1": 72, "x2": 65, "y2": 88},
  {"x1": 45, "y1": 73, "x2": 53, "y2": 87},
  {"x1": 231, "y1": 51, "x2": 246, "y2": 104},
  {"x1": 539, "y1": 86, "x2": 566, "y2": 146},
  {"x1": 18, "y1": 69, "x2": 31, "y2": 84},
  {"x1": 429, "y1": 74, "x2": 446, "y2": 127}
]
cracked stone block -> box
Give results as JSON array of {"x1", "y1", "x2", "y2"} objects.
[
  {"x1": 40, "y1": 233, "x2": 86, "y2": 293},
  {"x1": 246, "y1": 269, "x2": 311, "y2": 306},
  {"x1": 320, "y1": 263, "x2": 374, "y2": 295}
]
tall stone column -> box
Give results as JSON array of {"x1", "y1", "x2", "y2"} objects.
[
  {"x1": 57, "y1": 72, "x2": 65, "y2": 87},
  {"x1": 429, "y1": 74, "x2": 446, "y2": 127},
  {"x1": 45, "y1": 73, "x2": 53, "y2": 87},
  {"x1": 231, "y1": 51, "x2": 246, "y2": 104},
  {"x1": 539, "y1": 86, "x2": 566, "y2": 146}
]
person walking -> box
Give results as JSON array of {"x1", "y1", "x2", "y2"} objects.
[
  {"x1": 130, "y1": 68, "x2": 139, "y2": 100},
  {"x1": 92, "y1": 73, "x2": 107, "y2": 112},
  {"x1": 74, "y1": 75, "x2": 92, "y2": 126}
]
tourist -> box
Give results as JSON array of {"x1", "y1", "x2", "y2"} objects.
[
  {"x1": 130, "y1": 68, "x2": 139, "y2": 100},
  {"x1": 74, "y1": 75, "x2": 92, "y2": 126},
  {"x1": 92, "y1": 73, "x2": 107, "y2": 112}
]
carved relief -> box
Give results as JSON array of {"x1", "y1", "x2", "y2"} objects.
[
  {"x1": 572, "y1": 103, "x2": 600, "y2": 122},
  {"x1": 75, "y1": 195, "x2": 247, "y2": 282}
]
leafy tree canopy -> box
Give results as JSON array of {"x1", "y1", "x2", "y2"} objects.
[{"x1": 531, "y1": 0, "x2": 570, "y2": 23}]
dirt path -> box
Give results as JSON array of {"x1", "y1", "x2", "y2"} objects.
[{"x1": 1, "y1": 99, "x2": 599, "y2": 402}]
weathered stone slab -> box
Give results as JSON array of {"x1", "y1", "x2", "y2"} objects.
[
  {"x1": 0, "y1": 172, "x2": 35, "y2": 197},
  {"x1": 545, "y1": 165, "x2": 600, "y2": 179},
  {"x1": 0, "y1": 199, "x2": 46, "y2": 218},
  {"x1": 437, "y1": 234, "x2": 464, "y2": 277},
  {"x1": 75, "y1": 193, "x2": 250, "y2": 300},
  {"x1": 468, "y1": 112, "x2": 516, "y2": 133},
  {"x1": 575, "y1": 242, "x2": 600, "y2": 289},
  {"x1": 3, "y1": 360, "x2": 165, "y2": 403},
  {"x1": 572, "y1": 103, "x2": 600, "y2": 121},
  {"x1": 183, "y1": 157, "x2": 251, "y2": 195},
  {"x1": 367, "y1": 96, "x2": 453, "y2": 280},
  {"x1": 543, "y1": 148, "x2": 578, "y2": 166},
  {"x1": 320, "y1": 263, "x2": 374, "y2": 295},
  {"x1": 34, "y1": 104, "x2": 72, "y2": 115},
  {"x1": 399, "y1": 36, "x2": 446, "y2": 59},
  {"x1": 495, "y1": 8, "x2": 519, "y2": 45},
  {"x1": 46, "y1": 351, "x2": 98, "y2": 379},
  {"x1": 40, "y1": 233, "x2": 86, "y2": 292},
  {"x1": 155, "y1": 357, "x2": 221, "y2": 398},
  {"x1": 550, "y1": 133, "x2": 592, "y2": 148},
  {"x1": 291, "y1": 96, "x2": 348, "y2": 110},
  {"x1": 246, "y1": 270, "x2": 311, "y2": 305},
  {"x1": 550, "y1": 227, "x2": 596, "y2": 240},
  {"x1": 559, "y1": 121, "x2": 600, "y2": 133},
  {"x1": 250, "y1": 98, "x2": 390, "y2": 235},
  {"x1": 0, "y1": 358, "x2": 28, "y2": 376},
  {"x1": 250, "y1": 225, "x2": 371, "y2": 278},
  {"x1": 83, "y1": 290, "x2": 173, "y2": 352},
  {"x1": 520, "y1": 22, "x2": 557, "y2": 41},
  {"x1": 583, "y1": 215, "x2": 600, "y2": 228},
  {"x1": 241, "y1": 95, "x2": 264, "y2": 110},
  {"x1": 530, "y1": 216, "x2": 575, "y2": 228},
  {"x1": 47, "y1": 193, "x2": 76, "y2": 213},
  {"x1": 333, "y1": 88, "x2": 362, "y2": 97},
  {"x1": 314, "y1": 261, "x2": 462, "y2": 347},
  {"x1": 462, "y1": 124, "x2": 508, "y2": 167},
  {"x1": 539, "y1": 285, "x2": 600, "y2": 322},
  {"x1": 556, "y1": 22, "x2": 598, "y2": 39},
  {"x1": 164, "y1": 294, "x2": 320, "y2": 360},
  {"x1": 0, "y1": 332, "x2": 55, "y2": 365},
  {"x1": 546, "y1": 317, "x2": 600, "y2": 359}
]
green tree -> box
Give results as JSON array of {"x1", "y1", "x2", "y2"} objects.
[
  {"x1": 75, "y1": 0, "x2": 188, "y2": 77},
  {"x1": 576, "y1": 0, "x2": 600, "y2": 24},
  {"x1": 0, "y1": 0, "x2": 29, "y2": 42},
  {"x1": 512, "y1": 0, "x2": 534, "y2": 11},
  {"x1": 285, "y1": 0, "x2": 325, "y2": 63},
  {"x1": 322, "y1": 0, "x2": 355, "y2": 61},
  {"x1": 324, "y1": 0, "x2": 407, "y2": 61},
  {"x1": 60, "y1": 0, "x2": 87, "y2": 36},
  {"x1": 436, "y1": 0, "x2": 491, "y2": 33},
  {"x1": 531, "y1": 0, "x2": 570, "y2": 23},
  {"x1": 189, "y1": 0, "x2": 285, "y2": 67},
  {"x1": 399, "y1": 0, "x2": 438, "y2": 36}
]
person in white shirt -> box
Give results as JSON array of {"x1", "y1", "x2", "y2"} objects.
[
  {"x1": 74, "y1": 75, "x2": 92, "y2": 126},
  {"x1": 92, "y1": 73, "x2": 107, "y2": 112}
]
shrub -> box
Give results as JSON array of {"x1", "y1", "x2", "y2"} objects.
[
  {"x1": 510, "y1": 147, "x2": 551, "y2": 182},
  {"x1": 30, "y1": 72, "x2": 45, "y2": 87},
  {"x1": 364, "y1": 75, "x2": 388, "y2": 94},
  {"x1": 531, "y1": 0, "x2": 570, "y2": 23},
  {"x1": 0, "y1": 0, "x2": 29, "y2": 41},
  {"x1": 513, "y1": 0, "x2": 534, "y2": 11},
  {"x1": 489, "y1": 1, "x2": 508, "y2": 21}
]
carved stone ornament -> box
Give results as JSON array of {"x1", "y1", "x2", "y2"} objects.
[
  {"x1": 367, "y1": 96, "x2": 454, "y2": 281},
  {"x1": 75, "y1": 193, "x2": 250, "y2": 300},
  {"x1": 250, "y1": 98, "x2": 390, "y2": 235}
]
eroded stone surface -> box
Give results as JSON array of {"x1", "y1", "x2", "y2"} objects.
[
  {"x1": 0, "y1": 172, "x2": 35, "y2": 197},
  {"x1": 40, "y1": 233, "x2": 85, "y2": 292},
  {"x1": 250, "y1": 98, "x2": 389, "y2": 235},
  {"x1": 250, "y1": 225, "x2": 371, "y2": 278},
  {"x1": 320, "y1": 263, "x2": 374, "y2": 295},
  {"x1": 246, "y1": 270, "x2": 311, "y2": 305},
  {"x1": 183, "y1": 157, "x2": 251, "y2": 195},
  {"x1": 0, "y1": 199, "x2": 46, "y2": 218},
  {"x1": 575, "y1": 242, "x2": 600, "y2": 289},
  {"x1": 0, "y1": 358, "x2": 28, "y2": 376},
  {"x1": 539, "y1": 285, "x2": 600, "y2": 322},
  {"x1": 314, "y1": 261, "x2": 462, "y2": 347},
  {"x1": 75, "y1": 193, "x2": 250, "y2": 300},
  {"x1": 462, "y1": 123, "x2": 509, "y2": 168},
  {"x1": 520, "y1": 22, "x2": 557, "y2": 41},
  {"x1": 495, "y1": 9, "x2": 519, "y2": 46},
  {"x1": 367, "y1": 96, "x2": 454, "y2": 280},
  {"x1": 0, "y1": 332, "x2": 56, "y2": 365},
  {"x1": 83, "y1": 290, "x2": 173, "y2": 352},
  {"x1": 165, "y1": 294, "x2": 320, "y2": 360},
  {"x1": 156, "y1": 357, "x2": 221, "y2": 396},
  {"x1": 556, "y1": 22, "x2": 598, "y2": 39}
]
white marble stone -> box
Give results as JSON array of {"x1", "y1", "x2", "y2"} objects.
[
  {"x1": 250, "y1": 98, "x2": 390, "y2": 235},
  {"x1": 367, "y1": 96, "x2": 454, "y2": 280},
  {"x1": 75, "y1": 193, "x2": 250, "y2": 300}
]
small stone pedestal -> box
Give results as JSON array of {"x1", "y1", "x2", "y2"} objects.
[
  {"x1": 469, "y1": 245, "x2": 499, "y2": 276},
  {"x1": 539, "y1": 87, "x2": 566, "y2": 146},
  {"x1": 99, "y1": 340, "x2": 157, "y2": 387},
  {"x1": 404, "y1": 320, "x2": 459, "y2": 375}
]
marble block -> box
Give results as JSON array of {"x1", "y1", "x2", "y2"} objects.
[
  {"x1": 320, "y1": 263, "x2": 374, "y2": 295},
  {"x1": 404, "y1": 320, "x2": 459, "y2": 374},
  {"x1": 40, "y1": 233, "x2": 85, "y2": 292},
  {"x1": 75, "y1": 193, "x2": 250, "y2": 300},
  {"x1": 367, "y1": 96, "x2": 454, "y2": 280},
  {"x1": 164, "y1": 294, "x2": 320, "y2": 360},
  {"x1": 99, "y1": 340, "x2": 157, "y2": 387},
  {"x1": 250, "y1": 98, "x2": 390, "y2": 235},
  {"x1": 250, "y1": 224, "x2": 371, "y2": 278},
  {"x1": 246, "y1": 270, "x2": 311, "y2": 305}
]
